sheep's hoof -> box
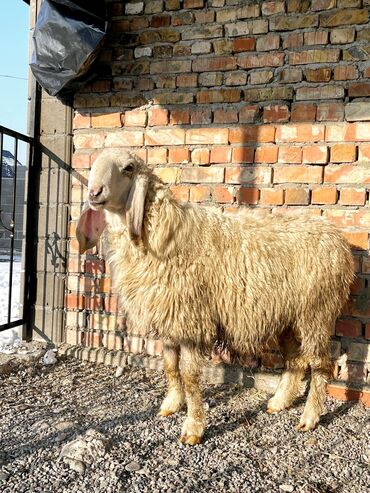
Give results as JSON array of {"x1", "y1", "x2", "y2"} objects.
[
  {"x1": 157, "y1": 409, "x2": 174, "y2": 417},
  {"x1": 266, "y1": 407, "x2": 281, "y2": 414},
  {"x1": 179, "y1": 434, "x2": 202, "y2": 446},
  {"x1": 296, "y1": 414, "x2": 319, "y2": 432}
]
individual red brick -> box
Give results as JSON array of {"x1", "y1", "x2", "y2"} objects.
[
  {"x1": 192, "y1": 148, "x2": 210, "y2": 165},
  {"x1": 91, "y1": 112, "x2": 122, "y2": 128},
  {"x1": 151, "y1": 15, "x2": 171, "y2": 27},
  {"x1": 124, "y1": 109, "x2": 147, "y2": 127},
  {"x1": 74, "y1": 132, "x2": 105, "y2": 149},
  {"x1": 148, "y1": 148, "x2": 168, "y2": 166},
  {"x1": 274, "y1": 166, "x2": 323, "y2": 184},
  {"x1": 210, "y1": 147, "x2": 232, "y2": 164},
  {"x1": 311, "y1": 187, "x2": 337, "y2": 204},
  {"x1": 239, "y1": 105, "x2": 259, "y2": 123},
  {"x1": 260, "y1": 188, "x2": 284, "y2": 205},
  {"x1": 249, "y1": 70, "x2": 274, "y2": 85},
  {"x1": 331, "y1": 27, "x2": 355, "y2": 44},
  {"x1": 237, "y1": 188, "x2": 260, "y2": 205},
  {"x1": 339, "y1": 188, "x2": 366, "y2": 206},
  {"x1": 263, "y1": 105, "x2": 290, "y2": 123},
  {"x1": 359, "y1": 144, "x2": 370, "y2": 162},
  {"x1": 154, "y1": 167, "x2": 180, "y2": 183},
  {"x1": 176, "y1": 74, "x2": 198, "y2": 87},
  {"x1": 343, "y1": 232, "x2": 369, "y2": 250},
  {"x1": 348, "y1": 82, "x2": 370, "y2": 97},
  {"x1": 283, "y1": 32, "x2": 303, "y2": 49},
  {"x1": 191, "y1": 109, "x2": 212, "y2": 125},
  {"x1": 255, "y1": 146, "x2": 278, "y2": 163},
  {"x1": 226, "y1": 167, "x2": 271, "y2": 184},
  {"x1": 192, "y1": 56, "x2": 237, "y2": 72},
  {"x1": 289, "y1": 49, "x2": 340, "y2": 65},
  {"x1": 136, "y1": 78, "x2": 155, "y2": 91},
  {"x1": 190, "y1": 185, "x2": 211, "y2": 202},
  {"x1": 333, "y1": 65, "x2": 358, "y2": 80},
  {"x1": 237, "y1": 52, "x2": 285, "y2": 69},
  {"x1": 311, "y1": 0, "x2": 335, "y2": 12},
  {"x1": 148, "y1": 108, "x2": 169, "y2": 126},
  {"x1": 325, "y1": 165, "x2": 370, "y2": 184},
  {"x1": 366, "y1": 323, "x2": 370, "y2": 340},
  {"x1": 323, "y1": 209, "x2": 362, "y2": 228},
  {"x1": 305, "y1": 67, "x2": 331, "y2": 82},
  {"x1": 232, "y1": 147, "x2": 255, "y2": 163},
  {"x1": 66, "y1": 294, "x2": 84, "y2": 310},
  {"x1": 213, "y1": 186, "x2": 234, "y2": 204},
  {"x1": 129, "y1": 17, "x2": 148, "y2": 31},
  {"x1": 304, "y1": 30, "x2": 329, "y2": 45},
  {"x1": 74, "y1": 112, "x2": 91, "y2": 129},
  {"x1": 285, "y1": 188, "x2": 310, "y2": 205},
  {"x1": 233, "y1": 37, "x2": 256, "y2": 52},
  {"x1": 280, "y1": 67, "x2": 303, "y2": 83},
  {"x1": 291, "y1": 103, "x2": 317, "y2": 122},
  {"x1": 197, "y1": 89, "x2": 242, "y2": 104},
  {"x1": 275, "y1": 124, "x2": 325, "y2": 143},
  {"x1": 325, "y1": 123, "x2": 355, "y2": 142},
  {"x1": 145, "y1": 128, "x2": 185, "y2": 146},
  {"x1": 262, "y1": 1, "x2": 285, "y2": 16},
  {"x1": 326, "y1": 384, "x2": 362, "y2": 404},
  {"x1": 302, "y1": 145, "x2": 328, "y2": 164},
  {"x1": 229, "y1": 125, "x2": 275, "y2": 143},
  {"x1": 213, "y1": 108, "x2": 238, "y2": 124},
  {"x1": 331, "y1": 144, "x2": 357, "y2": 163},
  {"x1": 170, "y1": 185, "x2": 190, "y2": 202},
  {"x1": 320, "y1": 8, "x2": 369, "y2": 28},
  {"x1": 187, "y1": 128, "x2": 228, "y2": 145},
  {"x1": 317, "y1": 102, "x2": 344, "y2": 121},
  {"x1": 170, "y1": 109, "x2": 190, "y2": 125},
  {"x1": 278, "y1": 146, "x2": 302, "y2": 163},
  {"x1": 256, "y1": 33, "x2": 280, "y2": 51},
  {"x1": 184, "y1": 0, "x2": 204, "y2": 8},
  {"x1": 296, "y1": 85, "x2": 344, "y2": 101},
  {"x1": 168, "y1": 148, "x2": 190, "y2": 164}
]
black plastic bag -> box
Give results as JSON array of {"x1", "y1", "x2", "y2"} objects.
[{"x1": 30, "y1": 0, "x2": 108, "y2": 98}]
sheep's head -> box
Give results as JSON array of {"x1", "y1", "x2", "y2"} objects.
[{"x1": 76, "y1": 150, "x2": 149, "y2": 254}]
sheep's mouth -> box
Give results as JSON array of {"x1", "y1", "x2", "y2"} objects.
[{"x1": 89, "y1": 200, "x2": 106, "y2": 209}]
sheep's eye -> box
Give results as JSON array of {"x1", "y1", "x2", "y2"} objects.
[
  {"x1": 124, "y1": 164, "x2": 134, "y2": 173},
  {"x1": 120, "y1": 164, "x2": 134, "y2": 174}
]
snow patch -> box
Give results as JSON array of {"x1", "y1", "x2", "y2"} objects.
[{"x1": 0, "y1": 257, "x2": 22, "y2": 351}]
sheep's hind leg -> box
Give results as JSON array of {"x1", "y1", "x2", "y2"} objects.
[
  {"x1": 179, "y1": 345, "x2": 206, "y2": 445},
  {"x1": 267, "y1": 335, "x2": 307, "y2": 414},
  {"x1": 297, "y1": 355, "x2": 332, "y2": 432},
  {"x1": 158, "y1": 343, "x2": 185, "y2": 417}
]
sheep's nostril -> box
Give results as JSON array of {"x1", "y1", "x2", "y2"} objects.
[{"x1": 89, "y1": 186, "x2": 103, "y2": 199}]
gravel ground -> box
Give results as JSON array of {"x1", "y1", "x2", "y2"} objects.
[{"x1": 0, "y1": 357, "x2": 369, "y2": 493}]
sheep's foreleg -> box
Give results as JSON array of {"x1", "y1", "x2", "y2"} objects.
[
  {"x1": 267, "y1": 335, "x2": 307, "y2": 413},
  {"x1": 158, "y1": 342, "x2": 185, "y2": 417},
  {"x1": 297, "y1": 357, "x2": 332, "y2": 431},
  {"x1": 179, "y1": 345, "x2": 205, "y2": 445}
]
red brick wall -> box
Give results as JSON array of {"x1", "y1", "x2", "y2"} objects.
[{"x1": 67, "y1": 0, "x2": 370, "y2": 394}]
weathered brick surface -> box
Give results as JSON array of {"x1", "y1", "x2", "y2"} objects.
[{"x1": 67, "y1": 0, "x2": 370, "y2": 393}]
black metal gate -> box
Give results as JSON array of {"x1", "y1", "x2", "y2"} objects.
[{"x1": 0, "y1": 125, "x2": 35, "y2": 340}]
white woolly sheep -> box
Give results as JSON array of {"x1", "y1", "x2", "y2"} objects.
[{"x1": 77, "y1": 149, "x2": 354, "y2": 445}]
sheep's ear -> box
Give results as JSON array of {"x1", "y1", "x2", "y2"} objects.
[
  {"x1": 76, "y1": 202, "x2": 107, "y2": 254},
  {"x1": 126, "y1": 174, "x2": 149, "y2": 245}
]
